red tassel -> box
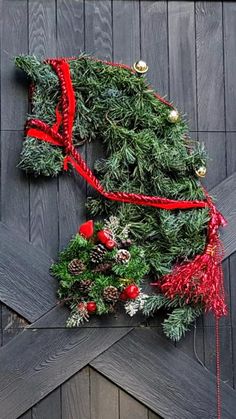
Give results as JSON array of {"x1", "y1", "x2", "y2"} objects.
[{"x1": 153, "y1": 204, "x2": 227, "y2": 318}]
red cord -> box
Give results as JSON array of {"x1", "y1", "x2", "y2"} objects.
[{"x1": 215, "y1": 317, "x2": 221, "y2": 419}]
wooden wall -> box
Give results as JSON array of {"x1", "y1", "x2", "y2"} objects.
[{"x1": 0, "y1": 1, "x2": 236, "y2": 418}]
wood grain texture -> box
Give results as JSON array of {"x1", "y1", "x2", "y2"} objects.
[
  {"x1": 0, "y1": 222, "x2": 57, "y2": 322},
  {"x1": 223, "y1": 2, "x2": 236, "y2": 131},
  {"x1": 195, "y1": 2, "x2": 225, "y2": 131},
  {"x1": 113, "y1": 0, "x2": 140, "y2": 64},
  {"x1": 18, "y1": 411, "x2": 32, "y2": 419},
  {"x1": 168, "y1": 2, "x2": 197, "y2": 130},
  {"x1": 90, "y1": 368, "x2": 119, "y2": 419},
  {"x1": 1, "y1": 0, "x2": 28, "y2": 130},
  {"x1": 1, "y1": 131, "x2": 29, "y2": 237},
  {"x1": 32, "y1": 388, "x2": 61, "y2": 419},
  {"x1": 85, "y1": 0, "x2": 112, "y2": 60},
  {"x1": 0, "y1": 327, "x2": 131, "y2": 419},
  {"x1": 140, "y1": 1, "x2": 168, "y2": 96},
  {"x1": 61, "y1": 367, "x2": 90, "y2": 419},
  {"x1": 119, "y1": 389, "x2": 148, "y2": 419},
  {"x1": 28, "y1": 0, "x2": 59, "y2": 259},
  {"x1": 91, "y1": 328, "x2": 236, "y2": 419}
]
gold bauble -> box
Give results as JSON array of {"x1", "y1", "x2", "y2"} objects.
[
  {"x1": 133, "y1": 60, "x2": 149, "y2": 74},
  {"x1": 195, "y1": 166, "x2": 207, "y2": 178},
  {"x1": 167, "y1": 109, "x2": 180, "y2": 123}
]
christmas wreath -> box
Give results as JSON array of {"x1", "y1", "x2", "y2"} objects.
[{"x1": 15, "y1": 55, "x2": 227, "y2": 341}]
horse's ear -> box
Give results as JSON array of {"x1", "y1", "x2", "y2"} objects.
[{"x1": 15, "y1": 55, "x2": 58, "y2": 88}]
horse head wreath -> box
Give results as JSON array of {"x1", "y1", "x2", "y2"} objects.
[{"x1": 15, "y1": 55, "x2": 227, "y2": 340}]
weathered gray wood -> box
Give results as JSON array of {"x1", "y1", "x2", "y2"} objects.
[
  {"x1": 148, "y1": 412, "x2": 162, "y2": 419},
  {"x1": 1, "y1": 0, "x2": 28, "y2": 130},
  {"x1": 168, "y1": 2, "x2": 197, "y2": 130},
  {"x1": 57, "y1": 0, "x2": 86, "y2": 250},
  {"x1": 28, "y1": 0, "x2": 59, "y2": 259},
  {"x1": 91, "y1": 328, "x2": 236, "y2": 419},
  {"x1": 0, "y1": 326, "x2": 131, "y2": 419},
  {"x1": 2, "y1": 306, "x2": 29, "y2": 330},
  {"x1": 90, "y1": 368, "x2": 119, "y2": 419},
  {"x1": 32, "y1": 388, "x2": 61, "y2": 419},
  {"x1": 119, "y1": 389, "x2": 148, "y2": 419},
  {"x1": 140, "y1": 1, "x2": 168, "y2": 96},
  {"x1": 1, "y1": 131, "x2": 29, "y2": 237},
  {"x1": 210, "y1": 172, "x2": 236, "y2": 261},
  {"x1": 113, "y1": 0, "x2": 140, "y2": 65},
  {"x1": 61, "y1": 367, "x2": 90, "y2": 419},
  {"x1": 195, "y1": 2, "x2": 224, "y2": 131},
  {"x1": 85, "y1": 0, "x2": 112, "y2": 60},
  {"x1": 0, "y1": 222, "x2": 57, "y2": 322},
  {"x1": 18, "y1": 411, "x2": 32, "y2": 419},
  {"x1": 223, "y1": 2, "x2": 236, "y2": 131}
]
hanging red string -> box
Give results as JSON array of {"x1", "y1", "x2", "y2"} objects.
[{"x1": 25, "y1": 57, "x2": 226, "y2": 419}]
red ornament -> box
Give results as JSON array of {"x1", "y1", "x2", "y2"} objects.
[
  {"x1": 86, "y1": 301, "x2": 97, "y2": 313},
  {"x1": 97, "y1": 230, "x2": 116, "y2": 249},
  {"x1": 124, "y1": 284, "x2": 140, "y2": 299},
  {"x1": 105, "y1": 239, "x2": 116, "y2": 250},
  {"x1": 119, "y1": 291, "x2": 128, "y2": 301},
  {"x1": 79, "y1": 220, "x2": 94, "y2": 239},
  {"x1": 97, "y1": 229, "x2": 111, "y2": 244}
]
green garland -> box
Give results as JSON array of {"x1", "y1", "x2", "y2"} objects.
[{"x1": 15, "y1": 54, "x2": 210, "y2": 340}]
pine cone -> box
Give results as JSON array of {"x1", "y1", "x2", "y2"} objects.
[
  {"x1": 91, "y1": 244, "x2": 107, "y2": 264},
  {"x1": 92, "y1": 262, "x2": 113, "y2": 274},
  {"x1": 68, "y1": 258, "x2": 86, "y2": 275},
  {"x1": 115, "y1": 249, "x2": 131, "y2": 264},
  {"x1": 77, "y1": 279, "x2": 93, "y2": 294},
  {"x1": 103, "y1": 286, "x2": 120, "y2": 302}
]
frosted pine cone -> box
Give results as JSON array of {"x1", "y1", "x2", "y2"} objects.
[
  {"x1": 103, "y1": 286, "x2": 120, "y2": 302},
  {"x1": 91, "y1": 244, "x2": 107, "y2": 264},
  {"x1": 115, "y1": 249, "x2": 131, "y2": 264}
]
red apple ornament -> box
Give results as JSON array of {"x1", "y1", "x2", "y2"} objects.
[
  {"x1": 79, "y1": 220, "x2": 94, "y2": 239},
  {"x1": 123, "y1": 284, "x2": 140, "y2": 299},
  {"x1": 86, "y1": 301, "x2": 97, "y2": 313}
]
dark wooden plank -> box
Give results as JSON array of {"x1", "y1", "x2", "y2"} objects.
[
  {"x1": 1, "y1": 0, "x2": 28, "y2": 130},
  {"x1": 203, "y1": 325, "x2": 234, "y2": 388},
  {"x1": 119, "y1": 389, "x2": 148, "y2": 419},
  {"x1": 199, "y1": 132, "x2": 226, "y2": 191},
  {"x1": 196, "y1": 2, "x2": 225, "y2": 131},
  {"x1": 0, "y1": 131, "x2": 29, "y2": 237},
  {"x1": 28, "y1": 0, "x2": 59, "y2": 259},
  {"x1": 168, "y1": 1, "x2": 197, "y2": 130},
  {"x1": 57, "y1": 0, "x2": 86, "y2": 249},
  {"x1": 85, "y1": 0, "x2": 112, "y2": 60},
  {"x1": 18, "y1": 411, "x2": 32, "y2": 419},
  {"x1": 28, "y1": 303, "x2": 146, "y2": 328},
  {"x1": 210, "y1": 172, "x2": 236, "y2": 260},
  {"x1": 223, "y1": 2, "x2": 236, "y2": 131},
  {"x1": 90, "y1": 368, "x2": 119, "y2": 419},
  {"x1": 32, "y1": 388, "x2": 61, "y2": 419},
  {"x1": 61, "y1": 367, "x2": 90, "y2": 419},
  {"x1": 113, "y1": 0, "x2": 140, "y2": 65},
  {"x1": 0, "y1": 222, "x2": 57, "y2": 322},
  {"x1": 140, "y1": 1, "x2": 168, "y2": 96},
  {"x1": 2, "y1": 305, "x2": 29, "y2": 330},
  {"x1": 91, "y1": 328, "x2": 236, "y2": 419},
  {"x1": 0, "y1": 327, "x2": 131, "y2": 419},
  {"x1": 148, "y1": 412, "x2": 162, "y2": 419}
]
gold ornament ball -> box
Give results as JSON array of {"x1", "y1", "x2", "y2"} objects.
[
  {"x1": 195, "y1": 166, "x2": 207, "y2": 178},
  {"x1": 133, "y1": 60, "x2": 149, "y2": 74},
  {"x1": 167, "y1": 109, "x2": 180, "y2": 123}
]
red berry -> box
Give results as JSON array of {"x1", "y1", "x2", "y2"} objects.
[
  {"x1": 79, "y1": 220, "x2": 94, "y2": 239},
  {"x1": 106, "y1": 239, "x2": 116, "y2": 250},
  {"x1": 124, "y1": 284, "x2": 140, "y2": 299},
  {"x1": 86, "y1": 301, "x2": 97, "y2": 313}
]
